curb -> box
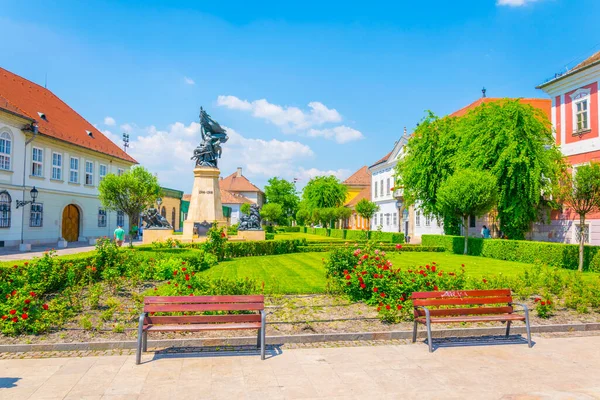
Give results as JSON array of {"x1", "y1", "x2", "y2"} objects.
[{"x1": 1, "y1": 323, "x2": 598, "y2": 353}]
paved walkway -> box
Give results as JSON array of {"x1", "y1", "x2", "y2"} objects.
[
  {"x1": 0, "y1": 240, "x2": 144, "y2": 262},
  {"x1": 0, "y1": 335, "x2": 599, "y2": 399}
]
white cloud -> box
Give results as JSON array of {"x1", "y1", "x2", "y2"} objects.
[
  {"x1": 307, "y1": 125, "x2": 364, "y2": 144},
  {"x1": 217, "y1": 95, "x2": 342, "y2": 132},
  {"x1": 294, "y1": 167, "x2": 352, "y2": 186},
  {"x1": 496, "y1": 0, "x2": 540, "y2": 6},
  {"x1": 120, "y1": 123, "x2": 135, "y2": 133},
  {"x1": 184, "y1": 77, "x2": 195, "y2": 85},
  {"x1": 104, "y1": 116, "x2": 116, "y2": 126},
  {"x1": 100, "y1": 129, "x2": 121, "y2": 145}
]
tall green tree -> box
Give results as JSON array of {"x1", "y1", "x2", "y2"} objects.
[
  {"x1": 302, "y1": 176, "x2": 348, "y2": 210},
  {"x1": 354, "y1": 199, "x2": 380, "y2": 230},
  {"x1": 437, "y1": 170, "x2": 497, "y2": 254},
  {"x1": 264, "y1": 177, "x2": 300, "y2": 222},
  {"x1": 295, "y1": 202, "x2": 311, "y2": 226},
  {"x1": 335, "y1": 207, "x2": 353, "y2": 228},
  {"x1": 557, "y1": 163, "x2": 600, "y2": 271},
  {"x1": 260, "y1": 203, "x2": 283, "y2": 226},
  {"x1": 98, "y1": 166, "x2": 161, "y2": 246}
]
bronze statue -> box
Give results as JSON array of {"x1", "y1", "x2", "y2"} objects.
[
  {"x1": 192, "y1": 107, "x2": 229, "y2": 168},
  {"x1": 141, "y1": 208, "x2": 172, "y2": 229},
  {"x1": 238, "y1": 204, "x2": 262, "y2": 231}
]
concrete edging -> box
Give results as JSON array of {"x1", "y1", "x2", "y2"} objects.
[{"x1": 1, "y1": 322, "x2": 598, "y2": 353}]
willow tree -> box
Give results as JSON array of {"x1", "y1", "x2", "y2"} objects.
[{"x1": 302, "y1": 176, "x2": 348, "y2": 210}]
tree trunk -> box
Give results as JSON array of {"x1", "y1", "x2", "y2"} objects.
[
  {"x1": 579, "y1": 214, "x2": 586, "y2": 272},
  {"x1": 128, "y1": 214, "x2": 135, "y2": 247},
  {"x1": 463, "y1": 215, "x2": 469, "y2": 255}
]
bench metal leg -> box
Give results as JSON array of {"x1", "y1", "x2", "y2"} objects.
[
  {"x1": 143, "y1": 331, "x2": 148, "y2": 352},
  {"x1": 424, "y1": 309, "x2": 433, "y2": 353},
  {"x1": 257, "y1": 328, "x2": 261, "y2": 349},
  {"x1": 505, "y1": 320, "x2": 511, "y2": 337},
  {"x1": 260, "y1": 310, "x2": 266, "y2": 360},
  {"x1": 136, "y1": 313, "x2": 146, "y2": 365},
  {"x1": 412, "y1": 320, "x2": 418, "y2": 343},
  {"x1": 524, "y1": 310, "x2": 532, "y2": 348}
]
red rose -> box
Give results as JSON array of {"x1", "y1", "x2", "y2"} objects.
[
  {"x1": 397, "y1": 305, "x2": 403, "y2": 310},
  {"x1": 461, "y1": 264, "x2": 465, "y2": 267},
  {"x1": 167, "y1": 281, "x2": 171, "y2": 285},
  {"x1": 541, "y1": 301, "x2": 546, "y2": 306},
  {"x1": 11, "y1": 290, "x2": 17, "y2": 296},
  {"x1": 343, "y1": 270, "x2": 349, "y2": 275},
  {"x1": 185, "y1": 274, "x2": 190, "y2": 281},
  {"x1": 376, "y1": 307, "x2": 381, "y2": 312},
  {"x1": 547, "y1": 300, "x2": 552, "y2": 305},
  {"x1": 1, "y1": 315, "x2": 7, "y2": 320},
  {"x1": 385, "y1": 305, "x2": 391, "y2": 310},
  {"x1": 173, "y1": 271, "x2": 178, "y2": 276},
  {"x1": 534, "y1": 298, "x2": 540, "y2": 303},
  {"x1": 373, "y1": 287, "x2": 378, "y2": 292},
  {"x1": 187, "y1": 285, "x2": 192, "y2": 289},
  {"x1": 360, "y1": 283, "x2": 366, "y2": 289},
  {"x1": 12, "y1": 317, "x2": 18, "y2": 323},
  {"x1": 182, "y1": 267, "x2": 187, "y2": 272},
  {"x1": 189, "y1": 293, "x2": 194, "y2": 296},
  {"x1": 482, "y1": 279, "x2": 487, "y2": 284},
  {"x1": 23, "y1": 307, "x2": 29, "y2": 312},
  {"x1": 92, "y1": 267, "x2": 97, "y2": 272},
  {"x1": 434, "y1": 285, "x2": 438, "y2": 291},
  {"x1": 182, "y1": 262, "x2": 186, "y2": 265},
  {"x1": 380, "y1": 293, "x2": 385, "y2": 298},
  {"x1": 395, "y1": 244, "x2": 402, "y2": 250},
  {"x1": 345, "y1": 275, "x2": 351, "y2": 280},
  {"x1": 42, "y1": 304, "x2": 49, "y2": 310},
  {"x1": 431, "y1": 266, "x2": 436, "y2": 273},
  {"x1": 9, "y1": 310, "x2": 16, "y2": 315},
  {"x1": 30, "y1": 291, "x2": 36, "y2": 297},
  {"x1": 21, "y1": 313, "x2": 28, "y2": 320},
  {"x1": 221, "y1": 232, "x2": 226, "y2": 238},
  {"x1": 25, "y1": 299, "x2": 31, "y2": 304},
  {"x1": 438, "y1": 272, "x2": 443, "y2": 277},
  {"x1": 174, "y1": 283, "x2": 178, "y2": 287}
]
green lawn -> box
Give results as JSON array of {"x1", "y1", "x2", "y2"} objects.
[{"x1": 200, "y1": 251, "x2": 543, "y2": 294}]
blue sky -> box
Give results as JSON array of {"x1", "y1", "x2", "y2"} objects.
[{"x1": 2, "y1": 0, "x2": 599, "y2": 192}]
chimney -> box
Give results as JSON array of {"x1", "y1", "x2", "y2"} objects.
[{"x1": 236, "y1": 167, "x2": 242, "y2": 177}]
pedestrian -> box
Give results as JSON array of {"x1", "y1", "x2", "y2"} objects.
[
  {"x1": 481, "y1": 225, "x2": 486, "y2": 238},
  {"x1": 114, "y1": 225, "x2": 125, "y2": 247},
  {"x1": 131, "y1": 223, "x2": 139, "y2": 240},
  {"x1": 482, "y1": 225, "x2": 491, "y2": 239}
]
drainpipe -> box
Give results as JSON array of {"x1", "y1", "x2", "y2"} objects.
[{"x1": 21, "y1": 122, "x2": 39, "y2": 246}]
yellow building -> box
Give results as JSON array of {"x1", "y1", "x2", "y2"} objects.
[
  {"x1": 157, "y1": 187, "x2": 183, "y2": 231},
  {"x1": 342, "y1": 166, "x2": 371, "y2": 230}
]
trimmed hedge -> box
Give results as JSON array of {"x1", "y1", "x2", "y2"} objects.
[
  {"x1": 314, "y1": 228, "x2": 329, "y2": 237},
  {"x1": 283, "y1": 226, "x2": 301, "y2": 232},
  {"x1": 224, "y1": 239, "x2": 303, "y2": 258},
  {"x1": 298, "y1": 244, "x2": 444, "y2": 253},
  {"x1": 346, "y1": 230, "x2": 370, "y2": 241},
  {"x1": 370, "y1": 231, "x2": 405, "y2": 244},
  {"x1": 294, "y1": 227, "x2": 405, "y2": 244},
  {"x1": 421, "y1": 234, "x2": 600, "y2": 271},
  {"x1": 329, "y1": 228, "x2": 346, "y2": 239}
]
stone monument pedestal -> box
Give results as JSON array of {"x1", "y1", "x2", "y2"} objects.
[
  {"x1": 182, "y1": 167, "x2": 227, "y2": 239},
  {"x1": 237, "y1": 230, "x2": 266, "y2": 241},
  {"x1": 143, "y1": 229, "x2": 175, "y2": 244}
]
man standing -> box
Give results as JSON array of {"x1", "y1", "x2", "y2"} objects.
[{"x1": 114, "y1": 225, "x2": 125, "y2": 247}]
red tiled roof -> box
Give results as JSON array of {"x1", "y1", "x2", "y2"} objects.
[
  {"x1": 571, "y1": 50, "x2": 600, "y2": 73},
  {"x1": 220, "y1": 189, "x2": 253, "y2": 204},
  {"x1": 369, "y1": 151, "x2": 392, "y2": 168},
  {"x1": 448, "y1": 98, "x2": 551, "y2": 120},
  {"x1": 182, "y1": 194, "x2": 191, "y2": 202},
  {"x1": 343, "y1": 166, "x2": 371, "y2": 186},
  {"x1": 0, "y1": 67, "x2": 136, "y2": 164},
  {"x1": 345, "y1": 185, "x2": 371, "y2": 208},
  {"x1": 219, "y1": 171, "x2": 263, "y2": 193}
]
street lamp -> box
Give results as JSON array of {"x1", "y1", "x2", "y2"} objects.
[
  {"x1": 16, "y1": 186, "x2": 38, "y2": 208},
  {"x1": 156, "y1": 197, "x2": 162, "y2": 208}
]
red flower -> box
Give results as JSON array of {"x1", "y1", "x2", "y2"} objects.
[
  {"x1": 541, "y1": 301, "x2": 546, "y2": 306},
  {"x1": 438, "y1": 272, "x2": 443, "y2": 277},
  {"x1": 360, "y1": 283, "x2": 366, "y2": 289},
  {"x1": 1, "y1": 315, "x2": 6, "y2": 320},
  {"x1": 182, "y1": 267, "x2": 187, "y2": 272},
  {"x1": 345, "y1": 275, "x2": 351, "y2": 280},
  {"x1": 21, "y1": 313, "x2": 28, "y2": 320},
  {"x1": 9, "y1": 310, "x2": 16, "y2": 315},
  {"x1": 377, "y1": 307, "x2": 381, "y2": 312},
  {"x1": 182, "y1": 262, "x2": 186, "y2": 265},
  {"x1": 12, "y1": 317, "x2": 18, "y2": 323},
  {"x1": 189, "y1": 293, "x2": 194, "y2": 296},
  {"x1": 397, "y1": 305, "x2": 403, "y2": 310},
  {"x1": 173, "y1": 270, "x2": 178, "y2": 276},
  {"x1": 385, "y1": 305, "x2": 391, "y2": 310},
  {"x1": 380, "y1": 293, "x2": 386, "y2": 298},
  {"x1": 24, "y1": 262, "x2": 28, "y2": 266},
  {"x1": 42, "y1": 304, "x2": 49, "y2": 310},
  {"x1": 434, "y1": 285, "x2": 439, "y2": 291},
  {"x1": 167, "y1": 281, "x2": 171, "y2": 285},
  {"x1": 154, "y1": 288, "x2": 158, "y2": 291},
  {"x1": 29, "y1": 291, "x2": 36, "y2": 297},
  {"x1": 92, "y1": 267, "x2": 97, "y2": 272},
  {"x1": 396, "y1": 244, "x2": 402, "y2": 250},
  {"x1": 373, "y1": 287, "x2": 379, "y2": 292},
  {"x1": 174, "y1": 283, "x2": 178, "y2": 287},
  {"x1": 23, "y1": 307, "x2": 29, "y2": 312},
  {"x1": 11, "y1": 290, "x2": 16, "y2": 296},
  {"x1": 461, "y1": 264, "x2": 465, "y2": 267},
  {"x1": 431, "y1": 266, "x2": 436, "y2": 273},
  {"x1": 221, "y1": 232, "x2": 226, "y2": 238},
  {"x1": 343, "y1": 270, "x2": 349, "y2": 275},
  {"x1": 547, "y1": 300, "x2": 552, "y2": 305},
  {"x1": 185, "y1": 274, "x2": 190, "y2": 281},
  {"x1": 24, "y1": 299, "x2": 31, "y2": 304},
  {"x1": 534, "y1": 298, "x2": 540, "y2": 303},
  {"x1": 423, "y1": 273, "x2": 428, "y2": 277},
  {"x1": 187, "y1": 285, "x2": 192, "y2": 289},
  {"x1": 482, "y1": 279, "x2": 487, "y2": 284}
]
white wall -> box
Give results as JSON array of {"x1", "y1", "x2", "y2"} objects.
[{"x1": 225, "y1": 203, "x2": 242, "y2": 225}]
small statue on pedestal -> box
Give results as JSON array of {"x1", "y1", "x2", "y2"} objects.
[
  {"x1": 141, "y1": 208, "x2": 172, "y2": 229},
  {"x1": 239, "y1": 204, "x2": 262, "y2": 231}
]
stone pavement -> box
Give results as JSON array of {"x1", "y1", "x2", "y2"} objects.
[
  {"x1": 1, "y1": 335, "x2": 599, "y2": 399},
  {"x1": 0, "y1": 240, "x2": 144, "y2": 262}
]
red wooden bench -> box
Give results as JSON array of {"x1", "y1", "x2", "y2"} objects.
[
  {"x1": 411, "y1": 289, "x2": 532, "y2": 352},
  {"x1": 136, "y1": 295, "x2": 266, "y2": 364}
]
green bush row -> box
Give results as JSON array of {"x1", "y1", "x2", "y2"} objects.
[
  {"x1": 298, "y1": 227, "x2": 404, "y2": 244},
  {"x1": 421, "y1": 234, "x2": 600, "y2": 271},
  {"x1": 298, "y1": 244, "x2": 443, "y2": 253}
]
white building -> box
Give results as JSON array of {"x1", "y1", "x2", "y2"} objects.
[
  {"x1": 219, "y1": 168, "x2": 265, "y2": 209},
  {"x1": 0, "y1": 67, "x2": 137, "y2": 249}
]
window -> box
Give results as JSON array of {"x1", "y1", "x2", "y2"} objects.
[
  {"x1": 117, "y1": 211, "x2": 125, "y2": 227},
  {"x1": 469, "y1": 214, "x2": 476, "y2": 228},
  {"x1": 386, "y1": 178, "x2": 390, "y2": 194},
  {"x1": 392, "y1": 212, "x2": 397, "y2": 226},
  {"x1": 386, "y1": 213, "x2": 390, "y2": 226},
  {"x1": 29, "y1": 203, "x2": 43, "y2": 227},
  {"x1": 69, "y1": 157, "x2": 79, "y2": 183},
  {"x1": 575, "y1": 223, "x2": 590, "y2": 244},
  {"x1": 117, "y1": 168, "x2": 124, "y2": 176},
  {"x1": 32, "y1": 147, "x2": 43, "y2": 177},
  {"x1": 575, "y1": 99, "x2": 589, "y2": 131},
  {"x1": 171, "y1": 207, "x2": 176, "y2": 228},
  {"x1": 416, "y1": 210, "x2": 421, "y2": 227},
  {"x1": 99, "y1": 164, "x2": 107, "y2": 181},
  {"x1": 425, "y1": 214, "x2": 431, "y2": 227},
  {"x1": 52, "y1": 153, "x2": 62, "y2": 180},
  {"x1": 380, "y1": 180, "x2": 383, "y2": 197},
  {"x1": 0, "y1": 131, "x2": 11, "y2": 170},
  {"x1": 374, "y1": 181, "x2": 378, "y2": 198},
  {"x1": 98, "y1": 209, "x2": 107, "y2": 227},
  {"x1": 0, "y1": 191, "x2": 11, "y2": 228},
  {"x1": 85, "y1": 161, "x2": 94, "y2": 185},
  {"x1": 161, "y1": 207, "x2": 166, "y2": 218},
  {"x1": 374, "y1": 214, "x2": 377, "y2": 226}
]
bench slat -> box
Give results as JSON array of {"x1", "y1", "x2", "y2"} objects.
[
  {"x1": 413, "y1": 296, "x2": 512, "y2": 307},
  {"x1": 145, "y1": 314, "x2": 261, "y2": 325},
  {"x1": 144, "y1": 295, "x2": 264, "y2": 304},
  {"x1": 414, "y1": 306, "x2": 514, "y2": 317},
  {"x1": 144, "y1": 322, "x2": 261, "y2": 332},
  {"x1": 144, "y1": 303, "x2": 264, "y2": 313},
  {"x1": 410, "y1": 289, "x2": 511, "y2": 299},
  {"x1": 415, "y1": 314, "x2": 525, "y2": 324}
]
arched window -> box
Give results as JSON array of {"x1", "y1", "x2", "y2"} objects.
[
  {"x1": 0, "y1": 131, "x2": 12, "y2": 170},
  {"x1": 0, "y1": 191, "x2": 11, "y2": 228},
  {"x1": 171, "y1": 207, "x2": 176, "y2": 228},
  {"x1": 161, "y1": 207, "x2": 166, "y2": 217}
]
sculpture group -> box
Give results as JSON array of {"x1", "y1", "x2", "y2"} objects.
[
  {"x1": 191, "y1": 107, "x2": 229, "y2": 168},
  {"x1": 239, "y1": 204, "x2": 262, "y2": 231},
  {"x1": 141, "y1": 208, "x2": 172, "y2": 229}
]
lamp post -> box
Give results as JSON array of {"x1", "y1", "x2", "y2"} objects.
[{"x1": 16, "y1": 186, "x2": 39, "y2": 249}]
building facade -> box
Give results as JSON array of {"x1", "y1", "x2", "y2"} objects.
[
  {"x1": 0, "y1": 67, "x2": 137, "y2": 248},
  {"x1": 342, "y1": 166, "x2": 371, "y2": 230},
  {"x1": 537, "y1": 50, "x2": 600, "y2": 245},
  {"x1": 158, "y1": 187, "x2": 183, "y2": 231}
]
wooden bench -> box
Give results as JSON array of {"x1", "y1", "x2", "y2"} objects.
[
  {"x1": 411, "y1": 289, "x2": 532, "y2": 352},
  {"x1": 136, "y1": 295, "x2": 266, "y2": 364}
]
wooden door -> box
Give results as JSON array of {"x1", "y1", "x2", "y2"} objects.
[{"x1": 62, "y1": 205, "x2": 80, "y2": 242}]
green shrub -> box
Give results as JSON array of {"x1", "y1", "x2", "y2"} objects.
[
  {"x1": 224, "y1": 239, "x2": 304, "y2": 258},
  {"x1": 346, "y1": 230, "x2": 369, "y2": 241},
  {"x1": 265, "y1": 225, "x2": 275, "y2": 233},
  {"x1": 284, "y1": 226, "x2": 301, "y2": 232},
  {"x1": 589, "y1": 251, "x2": 600, "y2": 273},
  {"x1": 329, "y1": 228, "x2": 346, "y2": 239},
  {"x1": 265, "y1": 233, "x2": 275, "y2": 240},
  {"x1": 314, "y1": 228, "x2": 329, "y2": 236},
  {"x1": 228, "y1": 223, "x2": 239, "y2": 236}
]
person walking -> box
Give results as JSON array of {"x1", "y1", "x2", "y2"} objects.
[
  {"x1": 114, "y1": 225, "x2": 125, "y2": 247},
  {"x1": 482, "y1": 225, "x2": 491, "y2": 239}
]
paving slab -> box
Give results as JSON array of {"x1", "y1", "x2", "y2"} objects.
[{"x1": 0, "y1": 335, "x2": 599, "y2": 399}]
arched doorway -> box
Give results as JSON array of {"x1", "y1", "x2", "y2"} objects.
[{"x1": 62, "y1": 204, "x2": 80, "y2": 242}]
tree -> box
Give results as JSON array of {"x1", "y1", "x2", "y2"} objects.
[
  {"x1": 295, "y1": 203, "x2": 311, "y2": 226},
  {"x1": 302, "y1": 176, "x2": 348, "y2": 211},
  {"x1": 437, "y1": 170, "x2": 497, "y2": 254},
  {"x1": 336, "y1": 207, "x2": 353, "y2": 228},
  {"x1": 312, "y1": 207, "x2": 337, "y2": 228},
  {"x1": 260, "y1": 203, "x2": 283, "y2": 226},
  {"x1": 98, "y1": 166, "x2": 161, "y2": 246},
  {"x1": 240, "y1": 203, "x2": 251, "y2": 215},
  {"x1": 355, "y1": 199, "x2": 379, "y2": 230},
  {"x1": 556, "y1": 163, "x2": 600, "y2": 271},
  {"x1": 264, "y1": 177, "x2": 300, "y2": 222}
]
